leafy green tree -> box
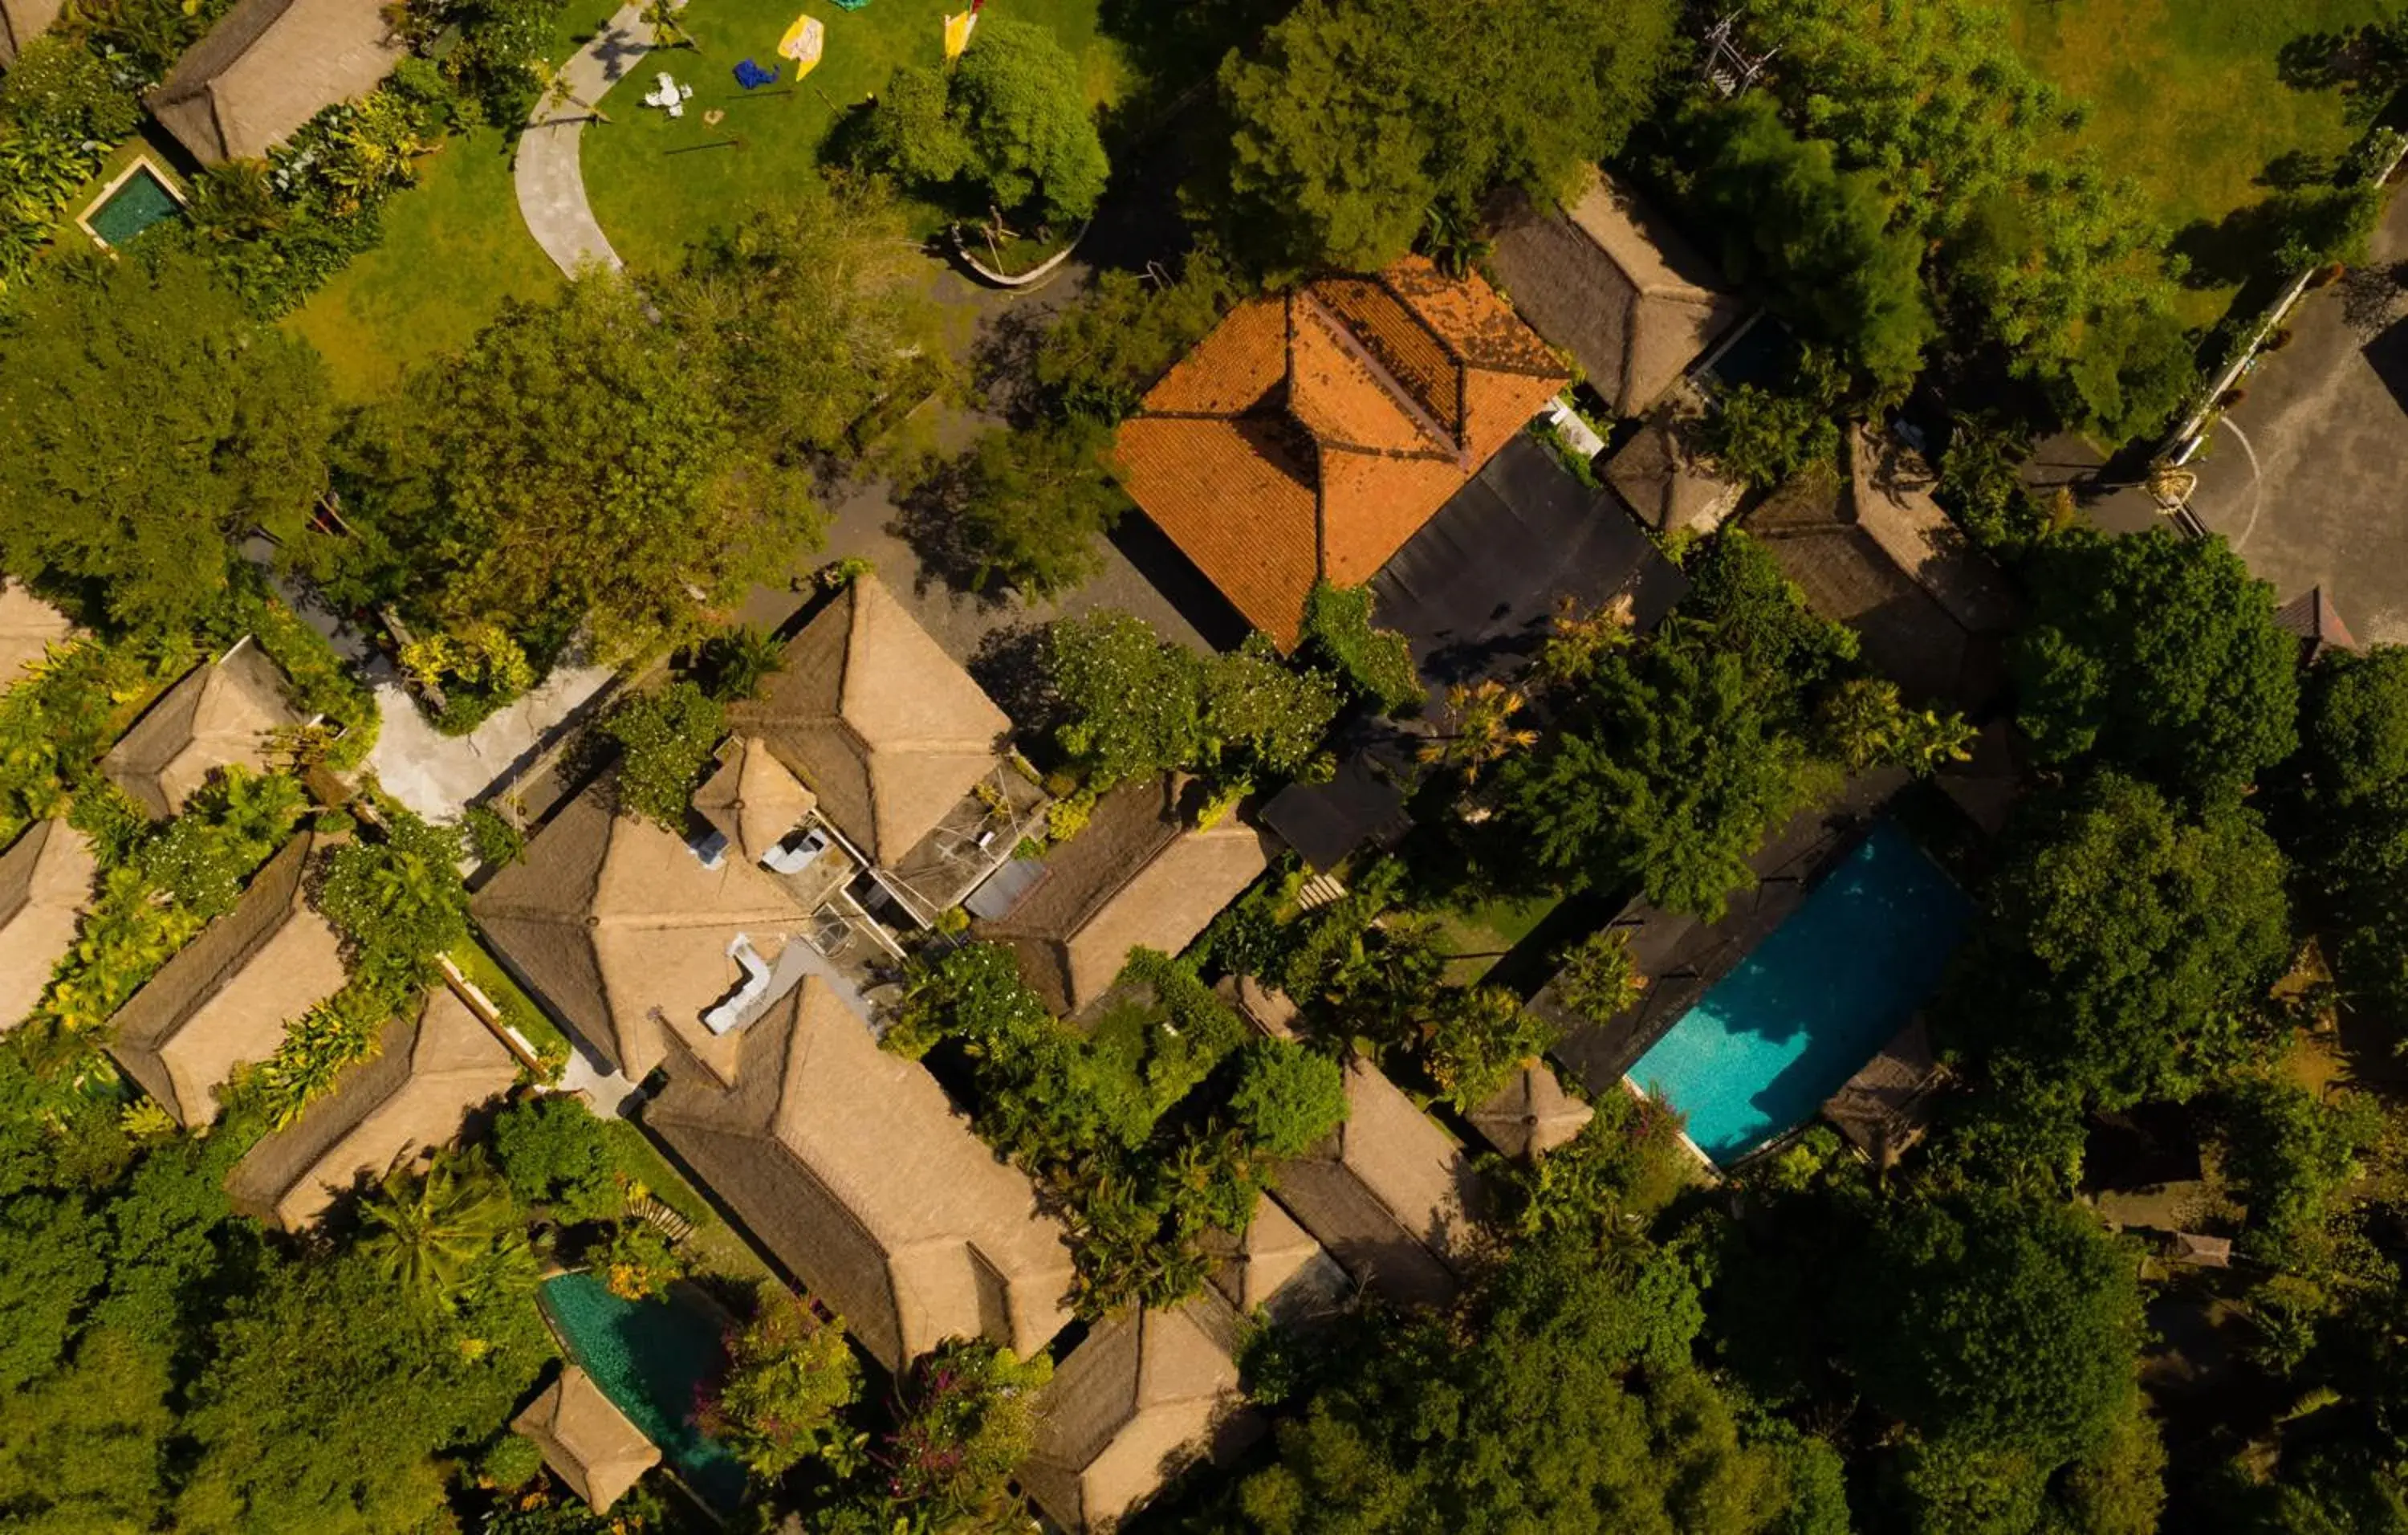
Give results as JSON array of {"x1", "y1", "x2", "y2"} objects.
[
  {"x1": 600, "y1": 682, "x2": 726, "y2": 832},
  {"x1": 881, "y1": 1338, "x2": 1052, "y2": 1525},
  {"x1": 1937, "y1": 417, "x2": 2055, "y2": 557},
  {"x1": 2015, "y1": 527, "x2": 2299, "y2": 801},
  {"x1": 174, "y1": 1245, "x2": 552, "y2": 1533},
  {"x1": 0, "y1": 251, "x2": 332, "y2": 633},
  {"x1": 0, "y1": 1193, "x2": 104, "y2": 1390},
  {"x1": 1300, "y1": 580, "x2": 1421, "y2": 714},
  {"x1": 1666, "y1": 96, "x2": 1934, "y2": 397},
  {"x1": 1046, "y1": 613, "x2": 1338, "y2": 788},
  {"x1": 2214, "y1": 1077, "x2": 2382, "y2": 1268},
  {"x1": 315, "y1": 808, "x2": 469, "y2": 991},
  {"x1": 1839, "y1": 1191, "x2": 2146, "y2": 1492},
  {"x1": 1499, "y1": 642, "x2": 1814, "y2": 918},
  {"x1": 1237, "y1": 1229, "x2": 1814, "y2": 1533},
  {"x1": 698, "y1": 1293, "x2": 864, "y2": 1477},
  {"x1": 1554, "y1": 929, "x2": 1642, "y2": 1022},
  {"x1": 1948, "y1": 772, "x2": 2292, "y2": 1111},
  {"x1": 1422, "y1": 986, "x2": 1558, "y2": 1113},
  {"x1": 2299, "y1": 645, "x2": 2408, "y2": 809},
  {"x1": 1210, "y1": 0, "x2": 1679, "y2": 273},
  {"x1": 336, "y1": 275, "x2": 815, "y2": 663},
  {"x1": 655, "y1": 177, "x2": 948, "y2": 464},
  {"x1": 491, "y1": 1093, "x2": 624, "y2": 1223},
  {"x1": 922, "y1": 422, "x2": 1128, "y2": 598},
  {"x1": 358, "y1": 1151, "x2": 519, "y2": 1307},
  {"x1": 1031, "y1": 255, "x2": 1239, "y2": 425},
  {"x1": 859, "y1": 19, "x2": 1108, "y2": 222},
  {"x1": 1677, "y1": 528, "x2": 1861, "y2": 700},
  {"x1": 0, "y1": 1326, "x2": 174, "y2": 1532},
  {"x1": 1227, "y1": 1041, "x2": 1349, "y2": 1156},
  {"x1": 1200, "y1": 637, "x2": 1341, "y2": 784}
]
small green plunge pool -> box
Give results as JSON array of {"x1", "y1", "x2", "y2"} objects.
[
  {"x1": 539, "y1": 1272, "x2": 747, "y2": 1511},
  {"x1": 83, "y1": 163, "x2": 185, "y2": 248}
]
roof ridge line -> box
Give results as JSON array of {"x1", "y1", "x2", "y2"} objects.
[{"x1": 1294, "y1": 287, "x2": 1460, "y2": 459}]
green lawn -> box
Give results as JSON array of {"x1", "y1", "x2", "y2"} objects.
[
  {"x1": 2009, "y1": 0, "x2": 2390, "y2": 328},
  {"x1": 285, "y1": 126, "x2": 563, "y2": 401},
  {"x1": 582, "y1": 0, "x2": 1125, "y2": 273},
  {"x1": 1432, "y1": 894, "x2": 1560, "y2": 987}
]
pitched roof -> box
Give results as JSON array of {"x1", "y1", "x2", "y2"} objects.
[
  {"x1": 731, "y1": 577, "x2": 1011, "y2": 864},
  {"x1": 1021, "y1": 1293, "x2": 1258, "y2": 1533},
  {"x1": 470, "y1": 781, "x2": 809, "y2": 1085},
  {"x1": 1271, "y1": 1056, "x2": 1483, "y2": 1307},
  {"x1": 107, "y1": 833, "x2": 347, "y2": 1126},
  {"x1": 1202, "y1": 1191, "x2": 1350, "y2": 1320},
  {"x1": 0, "y1": 0, "x2": 67, "y2": 63},
  {"x1": 513, "y1": 1366, "x2": 661, "y2": 1513},
  {"x1": 694, "y1": 735, "x2": 817, "y2": 865},
  {"x1": 1115, "y1": 258, "x2": 1567, "y2": 648},
  {"x1": 979, "y1": 776, "x2": 1275, "y2": 1015},
  {"x1": 102, "y1": 638, "x2": 299, "y2": 819},
  {"x1": 644, "y1": 975, "x2": 1073, "y2": 1371},
  {"x1": 227, "y1": 987, "x2": 519, "y2": 1229},
  {"x1": 2276, "y1": 586, "x2": 2360, "y2": 662},
  {"x1": 146, "y1": 0, "x2": 407, "y2": 164},
  {"x1": 1821, "y1": 1017, "x2": 1944, "y2": 1170},
  {"x1": 1488, "y1": 170, "x2": 1744, "y2": 417},
  {"x1": 1845, "y1": 426, "x2": 2019, "y2": 637},
  {"x1": 0, "y1": 580, "x2": 73, "y2": 690},
  {"x1": 1466, "y1": 1063, "x2": 1594, "y2": 1160},
  {"x1": 1602, "y1": 404, "x2": 1743, "y2": 535},
  {"x1": 0, "y1": 820, "x2": 95, "y2": 1032}
]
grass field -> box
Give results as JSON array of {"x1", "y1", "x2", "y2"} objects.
[
  {"x1": 2009, "y1": 0, "x2": 2390, "y2": 328},
  {"x1": 582, "y1": 0, "x2": 1124, "y2": 273},
  {"x1": 285, "y1": 126, "x2": 563, "y2": 401}
]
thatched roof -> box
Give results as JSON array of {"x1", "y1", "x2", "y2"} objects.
[
  {"x1": 513, "y1": 1366, "x2": 660, "y2": 1513},
  {"x1": 147, "y1": 0, "x2": 407, "y2": 164},
  {"x1": 0, "y1": 0, "x2": 64, "y2": 63},
  {"x1": 732, "y1": 577, "x2": 1010, "y2": 864},
  {"x1": 1466, "y1": 1062, "x2": 1594, "y2": 1160},
  {"x1": 0, "y1": 820, "x2": 95, "y2": 1032},
  {"x1": 1271, "y1": 1056, "x2": 1483, "y2": 1308},
  {"x1": 694, "y1": 736, "x2": 816, "y2": 866},
  {"x1": 645, "y1": 975, "x2": 1073, "y2": 1371},
  {"x1": 1022, "y1": 1293, "x2": 1259, "y2": 1533},
  {"x1": 471, "y1": 780, "x2": 809, "y2": 1085},
  {"x1": 1202, "y1": 1191, "x2": 1349, "y2": 1320},
  {"x1": 107, "y1": 833, "x2": 346, "y2": 1126},
  {"x1": 1820, "y1": 1018, "x2": 1944, "y2": 1169},
  {"x1": 1845, "y1": 426, "x2": 2018, "y2": 637},
  {"x1": 102, "y1": 638, "x2": 298, "y2": 819},
  {"x1": 1489, "y1": 170, "x2": 1743, "y2": 417},
  {"x1": 979, "y1": 776, "x2": 1274, "y2": 1015},
  {"x1": 1603, "y1": 401, "x2": 1742, "y2": 535},
  {"x1": 0, "y1": 580, "x2": 73, "y2": 690},
  {"x1": 227, "y1": 987, "x2": 519, "y2": 1229}
]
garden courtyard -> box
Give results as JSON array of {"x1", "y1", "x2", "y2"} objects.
[
  {"x1": 2008, "y1": 0, "x2": 2393, "y2": 330},
  {"x1": 287, "y1": 0, "x2": 1126, "y2": 397}
]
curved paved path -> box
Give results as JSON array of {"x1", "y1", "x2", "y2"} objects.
[{"x1": 515, "y1": 2, "x2": 654, "y2": 276}]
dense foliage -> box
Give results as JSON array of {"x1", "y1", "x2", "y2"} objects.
[
  {"x1": 1208, "y1": 0, "x2": 1681, "y2": 272},
  {"x1": 599, "y1": 682, "x2": 726, "y2": 833},
  {"x1": 1043, "y1": 613, "x2": 1340, "y2": 792},
  {"x1": 0, "y1": 251, "x2": 332, "y2": 634},
  {"x1": 856, "y1": 18, "x2": 1110, "y2": 225}
]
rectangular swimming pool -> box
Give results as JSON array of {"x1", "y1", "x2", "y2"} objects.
[
  {"x1": 1625, "y1": 820, "x2": 1971, "y2": 1165},
  {"x1": 539, "y1": 1272, "x2": 747, "y2": 1511},
  {"x1": 82, "y1": 161, "x2": 185, "y2": 249}
]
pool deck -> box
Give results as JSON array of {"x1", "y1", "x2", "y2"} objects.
[{"x1": 1541, "y1": 767, "x2": 1912, "y2": 1097}]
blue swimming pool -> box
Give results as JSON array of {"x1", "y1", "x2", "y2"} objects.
[{"x1": 1626, "y1": 820, "x2": 1971, "y2": 1164}]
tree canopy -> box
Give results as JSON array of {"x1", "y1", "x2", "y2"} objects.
[
  {"x1": 0, "y1": 250, "x2": 332, "y2": 633},
  {"x1": 2014, "y1": 527, "x2": 2300, "y2": 802},
  {"x1": 1210, "y1": 0, "x2": 1681, "y2": 273},
  {"x1": 857, "y1": 18, "x2": 1110, "y2": 224},
  {"x1": 335, "y1": 275, "x2": 815, "y2": 665},
  {"x1": 1946, "y1": 771, "x2": 2292, "y2": 1110}
]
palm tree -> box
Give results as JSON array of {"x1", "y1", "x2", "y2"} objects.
[
  {"x1": 1418, "y1": 680, "x2": 1540, "y2": 785},
  {"x1": 360, "y1": 1150, "x2": 516, "y2": 1305}
]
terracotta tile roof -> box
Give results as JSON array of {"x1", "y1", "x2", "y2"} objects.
[{"x1": 1114, "y1": 259, "x2": 1565, "y2": 648}]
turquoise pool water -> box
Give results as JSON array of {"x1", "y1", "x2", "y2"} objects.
[
  {"x1": 85, "y1": 165, "x2": 184, "y2": 248},
  {"x1": 539, "y1": 1272, "x2": 746, "y2": 1510},
  {"x1": 1627, "y1": 820, "x2": 1971, "y2": 1164}
]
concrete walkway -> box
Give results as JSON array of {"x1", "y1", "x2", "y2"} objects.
[{"x1": 515, "y1": 2, "x2": 654, "y2": 277}]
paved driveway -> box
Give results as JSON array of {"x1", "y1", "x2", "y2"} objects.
[{"x1": 2185, "y1": 192, "x2": 2408, "y2": 644}]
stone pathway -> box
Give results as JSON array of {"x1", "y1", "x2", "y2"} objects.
[{"x1": 515, "y1": 2, "x2": 654, "y2": 277}]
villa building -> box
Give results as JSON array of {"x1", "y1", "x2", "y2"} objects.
[
  {"x1": 148, "y1": 0, "x2": 408, "y2": 165},
  {"x1": 0, "y1": 820, "x2": 94, "y2": 1032},
  {"x1": 103, "y1": 637, "x2": 299, "y2": 819}
]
